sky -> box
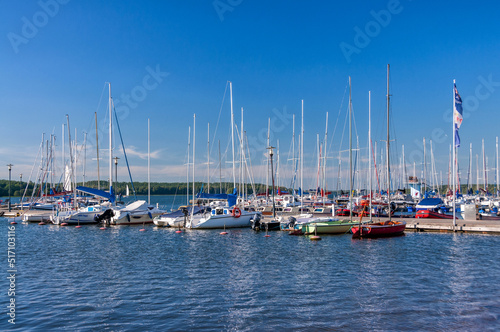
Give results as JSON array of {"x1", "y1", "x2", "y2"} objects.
[{"x1": 1, "y1": 0, "x2": 500, "y2": 191}]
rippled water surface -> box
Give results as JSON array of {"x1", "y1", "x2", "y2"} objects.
[{"x1": 2, "y1": 201, "x2": 500, "y2": 331}]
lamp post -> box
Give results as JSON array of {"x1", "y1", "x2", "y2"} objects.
[
  {"x1": 19, "y1": 173, "x2": 22, "y2": 183},
  {"x1": 7, "y1": 164, "x2": 13, "y2": 212}
]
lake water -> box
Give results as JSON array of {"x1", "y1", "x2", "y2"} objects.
[{"x1": 2, "y1": 196, "x2": 500, "y2": 331}]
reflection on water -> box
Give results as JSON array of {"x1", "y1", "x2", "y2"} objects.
[{"x1": 4, "y1": 220, "x2": 500, "y2": 331}]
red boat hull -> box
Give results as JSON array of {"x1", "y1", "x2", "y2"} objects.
[
  {"x1": 415, "y1": 210, "x2": 454, "y2": 219},
  {"x1": 351, "y1": 221, "x2": 406, "y2": 239}
]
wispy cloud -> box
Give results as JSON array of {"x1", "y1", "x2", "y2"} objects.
[{"x1": 125, "y1": 146, "x2": 162, "y2": 160}]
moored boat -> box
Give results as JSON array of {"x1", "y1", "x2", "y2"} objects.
[{"x1": 351, "y1": 220, "x2": 406, "y2": 239}]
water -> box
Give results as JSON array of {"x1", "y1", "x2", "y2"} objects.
[{"x1": 2, "y1": 197, "x2": 500, "y2": 331}]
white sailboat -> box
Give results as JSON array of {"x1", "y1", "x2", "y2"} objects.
[{"x1": 187, "y1": 205, "x2": 255, "y2": 229}]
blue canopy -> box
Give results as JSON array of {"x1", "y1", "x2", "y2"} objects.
[
  {"x1": 196, "y1": 193, "x2": 237, "y2": 207},
  {"x1": 76, "y1": 186, "x2": 115, "y2": 203}
]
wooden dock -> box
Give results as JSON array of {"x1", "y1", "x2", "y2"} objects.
[{"x1": 367, "y1": 217, "x2": 500, "y2": 235}]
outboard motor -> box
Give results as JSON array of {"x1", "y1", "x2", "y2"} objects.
[
  {"x1": 286, "y1": 216, "x2": 296, "y2": 229},
  {"x1": 251, "y1": 213, "x2": 261, "y2": 231},
  {"x1": 95, "y1": 209, "x2": 114, "y2": 226},
  {"x1": 182, "y1": 207, "x2": 189, "y2": 227}
]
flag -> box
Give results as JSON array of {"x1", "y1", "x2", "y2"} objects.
[{"x1": 454, "y1": 83, "x2": 463, "y2": 147}]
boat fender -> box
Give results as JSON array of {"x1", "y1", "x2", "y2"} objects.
[
  {"x1": 127, "y1": 214, "x2": 131, "y2": 222},
  {"x1": 232, "y1": 207, "x2": 241, "y2": 218},
  {"x1": 148, "y1": 212, "x2": 152, "y2": 219}
]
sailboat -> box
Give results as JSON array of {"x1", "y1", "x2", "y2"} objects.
[
  {"x1": 351, "y1": 65, "x2": 406, "y2": 239},
  {"x1": 291, "y1": 82, "x2": 358, "y2": 235}
]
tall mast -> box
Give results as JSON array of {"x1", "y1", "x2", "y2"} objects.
[
  {"x1": 95, "y1": 112, "x2": 100, "y2": 190},
  {"x1": 148, "y1": 118, "x2": 151, "y2": 204},
  {"x1": 241, "y1": 107, "x2": 244, "y2": 199},
  {"x1": 469, "y1": 143, "x2": 472, "y2": 192},
  {"x1": 452, "y1": 80, "x2": 457, "y2": 228},
  {"x1": 267, "y1": 117, "x2": 270, "y2": 200},
  {"x1": 423, "y1": 137, "x2": 426, "y2": 196},
  {"x1": 218, "y1": 140, "x2": 222, "y2": 194},
  {"x1": 323, "y1": 112, "x2": 328, "y2": 205},
  {"x1": 402, "y1": 144, "x2": 406, "y2": 191},
  {"x1": 301, "y1": 100, "x2": 304, "y2": 210},
  {"x1": 497, "y1": 137, "x2": 499, "y2": 196},
  {"x1": 83, "y1": 132, "x2": 87, "y2": 187},
  {"x1": 349, "y1": 76, "x2": 353, "y2": 223},
  {"x1": 193, "y1": 114, "x2": 196, "y2": 204},
  {"x1": 369, "y1": 91, "x2": 372, "y2": 221},
  {"x1": 207, "y1": 122, "x2": 210, "y2": 193},
  {"x1": 386, "y1": 64, "x2": 392, "y2": 222},
  {"x1": 229, "y1": 81, "x2": 235, "y2": 190},
  {"x1": 187, "y1": 126, "x2": 190, "y2": 205},
  {"x1": 108, "y1": 83, "x2": 113, "y2": 196},
  {"x1": 62, "y1": 124, "x2": 65, "y2": 188},
  {"x1": 66, "y1": 115, "x2": 76, "y2": 205},
  {"x1": 483, "y1": 138, "x2": 486, "y2": 191}
]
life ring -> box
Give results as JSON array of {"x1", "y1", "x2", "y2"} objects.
[{"x1": 232, "y1": 207, "x2": 241, "y2": 218}]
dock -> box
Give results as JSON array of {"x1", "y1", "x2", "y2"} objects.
[{"x1": 366, "y1": 217, "x2": 500, "y2": 235}]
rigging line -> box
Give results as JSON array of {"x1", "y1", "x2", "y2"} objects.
[
  {"x1": 210, "y1": 81, "x2": 229, "y2": 154},
  {"x1": 112, "y1": 103, "x2": 137, "y2": 200},
  {"x1": 328, "y1": 83, "x2": 348, "y2": 157},
  {"x1": 95, "y1": 83, "x2": 107, "y2": 115}
]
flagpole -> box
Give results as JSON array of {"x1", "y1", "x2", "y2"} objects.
[{"x1": 452, "y1": 80, "x2": 456, "y2": 230}]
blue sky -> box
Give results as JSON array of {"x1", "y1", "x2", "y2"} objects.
[{"x1": 1, "y1": 0, "x2": 500, "y2": 190}]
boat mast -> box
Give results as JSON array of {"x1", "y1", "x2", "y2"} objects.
[
  {"x1": 386, "y1": 64, "x2": 391, "y2": 222},
  {"x1": 207, "y1": 122, "x2": 210, "y2": 193},
  {"x1": 193, "y1": 114, "x2": 196, "y2": 204},
  {"x1": 108, "y1": 83, "x2": 113, "y2": 199},
  {"x1": 301, "y1": 100, "x2": 304, "y2": 210},
  {"x1": 95, "y1": 112, "x2": 100, "y2": 190},
  {"x1": 66, "y1": 115, "x2": 76, "y2": 206},
  {"x1": 266, "y1": 117, "x2": 270, "y2": 201},
  {"x1": 369, "y1": 91, "x2": 372, "y2": 222},
  {"x1": 218, "y1": 140, "x2": 222, "y2": 194},
  {"x1": 229, "y1": 81, "x2": 236, "y2": 191},
  {"x1": 83, "y1": 132, "x2": 87, "y2": 187},
  {"x1": 483, "y1": 139, "x2": 486, "y2": 191},
  {"x1": 61, "y1": 125, "x2": 64, "y2": 191},
  {"x1": 497, "y1": 137, "x2": 499, "y2": 196},
  {"x1": 349, "y1": 76, "x2": 353, "y2": 223},
  {"x1": 241, "y1": 107, "x2": 244, "y2": 200},
  {"x1": 323, "y1": 112, "x2": 328, "y2": 206},
  {"x1": 187, "y1": 126, "x2": 190, "y2": 205},
  {"x1": 148, "y1": 118, "x2": 151, "y2": 204}
]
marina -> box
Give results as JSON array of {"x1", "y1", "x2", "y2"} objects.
[
  {"x1": 3, "y1": 1, "x2": 500, "y2": 330},
  {"x1": 2, "y1": 215, "x2": 499, "y2": 331}
]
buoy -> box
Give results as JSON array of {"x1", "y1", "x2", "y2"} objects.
[
  {"x1": 310, "y1": 235, "x2": 322, "y2": 241},
  {"x1": 39, "y1": 222, "x2": 46, "y2": 225},
  {"x1": 220, "y1": 225, "x2": 228, "y2": 235},
  {"x1": 61, "y1": 223, "x2": 68, "y2": 226},
  {"x1": 100, "y1": 227, "x2": 106, "y2": 230},
  {"x1": 10, "y1": 221, "x2": 17, "y2": 225},
  {"x1": 75, "y1": 225, "x2": 82, "y2": 228},
  {"x1": 139, "y1": 228, "x2": 146, "y2": 232},
  {"x1": 264, "y1": 234, "x2": 271, "y2": 237},
  {"x1": 175, "y1": 230, "x2": 182, "y2": 233}
]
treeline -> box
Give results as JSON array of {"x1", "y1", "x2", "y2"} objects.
[{"x1": 0, "y1": 180, "x2": 283, "y2": 197}]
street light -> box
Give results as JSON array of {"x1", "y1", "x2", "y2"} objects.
[
  {"x1": 19, "y1": 173, "x2": 22, "y2": 183},
  {"x1": 7, "y1": 164, "x2": 13, "y2": 212}
]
